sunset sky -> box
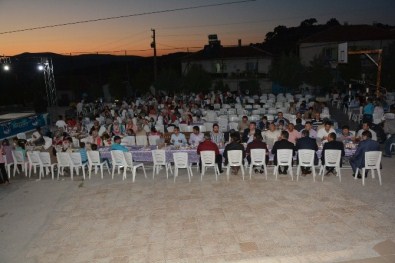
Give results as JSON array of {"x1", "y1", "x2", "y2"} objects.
[{"x1": 1, "y1": 0, "x2": 394, "y2": 57}]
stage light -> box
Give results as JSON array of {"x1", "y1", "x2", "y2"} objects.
[
  {"x1": 37, "y1": 64, "x2": 44, "y2": 71},
  {"x1": 3, "y1": 64, "x2": 10, "y2": 71}
]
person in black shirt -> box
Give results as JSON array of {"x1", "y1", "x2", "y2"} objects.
[
  {"x1": 223, "y1": 131, "x2": 245, "y2": 175},
  {"x1": 271, "y1": 130, "x2": 296, "y2": 174}
]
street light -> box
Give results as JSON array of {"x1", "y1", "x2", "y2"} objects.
[
  {"x1": 37, "y1": 64, "x2": 44, "y2": 71},
  {"x1": 3, "y1": 64, "x2": 10, "y2": 71}
]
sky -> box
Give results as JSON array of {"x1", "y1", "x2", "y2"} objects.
[{"x1": 1, "y1": 0, "x2": 394, "y2": 57}]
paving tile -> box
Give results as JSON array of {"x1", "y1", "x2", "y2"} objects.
[{"x1": 239, "y1": 242, "x2": 259, "y2": 252}]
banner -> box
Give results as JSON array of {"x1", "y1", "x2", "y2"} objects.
[{"x1": 0, "y1": 113, "x2": 48, "y2": 139}]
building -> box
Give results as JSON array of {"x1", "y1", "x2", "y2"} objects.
[
  {"x1": 181, "y1": 35, "x2": 273, "y2": 92},
  {"x1": 299, "y1": 25, "x2": 395, "y2": 66}
]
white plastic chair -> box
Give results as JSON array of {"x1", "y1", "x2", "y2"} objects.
[
  {"x1": 296, "y1": 149, "x2": 316, "y2": 181},
  {"x1": 356, "y1": 151, "x2": 382, "y2": 186},
  {"x1": 152, "y1": 149, "x2": 172, "y2": 179},
  {"x1": 69, "y1": 152, "x2": 87, "y2": 180},
  {"x1": 229, "y1": 122, "x2": 239, "y2": 131},
  {"x1": 39, "y1": 152, "x2": 57, "y2": 180},
  {"x1": 27, "y1": 151, "x2": 43, "y2": 179},
  {"x1": 56, "y1": 152, "x2": 73, "y2": 180},
  {"x1": 110, "y1": 150, "x2": 127, "y2": 180},
  {"x1": 136, "y1": 135, "x2": 148, "y2": 146},
  {"x1": 200, "y1": 151, "x2": 220, "y2": 181},
  {"x1": 173, "y1": 152, "x2": 192, "y2": 182},
  {"x1": 148, "y1": 135, "x2": 160, "y2": 146},
  {"x1": 319, "y1": 149, "x2": 342, "y2": 182},
  {"x1": 249, "y1": 149, "x2": 267, "y2": 180},
  {"x1": 226, "y1": 150, "x2": 245, "y2": 181},
  {"x1": 124, "y1": 152, "x2": 147, "y2": 182},
  {"x1": 87, "y1": 150, "x2": 110, "y2": 179},
  {"x1": 12, "y1": 150, "x2": 28, "y2": 177},
  {"x1": 4, "y1": 155, "x2": 16, "y2": 180},
  {"x1": 273, "y1": 149, "x2": 294, "y2": 180}
]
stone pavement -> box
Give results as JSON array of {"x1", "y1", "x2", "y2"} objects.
[{"x1": 1, "y1": 159, "x2": 395, "y2": 263}]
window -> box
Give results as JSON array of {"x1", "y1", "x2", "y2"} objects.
[{"x1": 246, "y1": 62, "x2": 258, "y2": 72}]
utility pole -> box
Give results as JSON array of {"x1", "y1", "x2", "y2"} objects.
[{"x1": 151, "y1": 29, "x2": 157, "y2": 81}]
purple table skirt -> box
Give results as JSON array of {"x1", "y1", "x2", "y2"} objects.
[{"x1": 98, "y1": 146, "x2": 356, "y2": 164}]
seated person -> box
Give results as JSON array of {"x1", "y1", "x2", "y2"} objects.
[
  {"x1": 210, "y1": 123, "x2": 224, "y2": 146},
  {"x1": 294, "y1": 118, "x2": 304, "y2": 132},
  {"x1": 242, "y1": 122, "x2": 261, "y2": 143},
  {"x1": 286, "y1": 123, "x2": 300, "y2": 145},
  {"x1": 295, "y1": 129, "x2": 318, "y2": 175},
  {"x1": 189, "y1": 126, "x2": 204, "y2": 146},
  {"x1": 87, "y1": 129, "x2": 103, "y2": 146},
  {"x1": 349, "y1": 130, "x2": 380, "y2": 178},
  {"x1": 271, "y1": 130, "x2": 296, "y2": 174},
  {"x1": 79, "y1": 142, "x2": 88, "y2": 164},
  {"x1": 317, "y1": 121, "x2": 335, "y2": 142},
  {"x1": 321, "y1": 132, "x2": 345, "y2": 176},
  {"x1": 258, "y1": 116, "x2": 269, "y2": 131},
  {"x1": 239, "y1": 116, "x2": 249, "y2": 132},
  {"x1": 223, "y1": 131, "x2": 245, "y2": 175},
  {"x1": 356, "y1": 122, "x2": 377, "y2": 141},
  {"x1": 31, "y1": 127, "x2": 45, "y2": 146},
  {"x1": 273, "y1": 112, "x2": 290, "y2": 126},
  {"x1": 263, "y1": 122, "x2": 281, "y2": 148},
  {"x1": 337, "y1": 125, "x2": 354, "y2": 143},
  {"x1": 110, "y1": 136, "x2": 128, "y2": 152},
  {"x1": 301, "y1": 121, "x2": 317, "y2": 139},
  {"x1": 197, "y1": 132, "x2": 223, "y2": 173},
  {"x1": 170, "y1": 126, "x2": 187, "y2": 146},
  {"x1": 311, "y1": 112, "x2": 324, "y2": 127},
  {"x1": 245, "y1": 133, "x2": 269, "y2": 172}
]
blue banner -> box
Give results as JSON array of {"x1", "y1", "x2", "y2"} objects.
[{"x1": 0, "y1": 113, "x2": 48, "y2": 139}]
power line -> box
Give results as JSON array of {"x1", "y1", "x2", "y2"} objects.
[{"x1": 0, "y1": 0, "x2": 256, "y2": 35}]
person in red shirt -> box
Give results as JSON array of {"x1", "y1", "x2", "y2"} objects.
[{"x1": 197, "y1": 132, "x2": 223, "y2": 173}]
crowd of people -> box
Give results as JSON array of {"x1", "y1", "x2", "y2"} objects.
[{"x1": 1, "y1": 89, "x2": 394, "y2": 184}]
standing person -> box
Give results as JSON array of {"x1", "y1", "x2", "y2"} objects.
[
  {"x1": 210, "y1": 123, "x2": 224, "y2": 146},
  {"x1": 271, "y1": 130, "x2": 296, "y2": 174},
  {"x1": 363, "y1": 98, "x2": 374, "y2": 123},
  {"x1": 383, "y1": 114, "x2": 395, "y2": 157},
  {"x1": 245, "y1": 133, "x2": 269, "y2": 173},
  {"x1": 197, "y1": 133, "x2": 223, "y2": 173},
  {"x1": 321, "y1": 132, "x2": 345, "y2": 176},
  {"x1": 223, "y1": 132, "x2": 245, "y2": 175},
  {"x1": 0, "y1": 141, "x2": 11, "y2": 184},
  {"x1": 350, "y1": 130, "x2": 380, "y2": 178},
  {"x1": 295, "y1": 130, "x2": 318, "y2": 175}
]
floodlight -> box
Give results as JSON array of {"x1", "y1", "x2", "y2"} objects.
[
  {"x1": 37, "y1": 64, "x2": 44, "y2": 71},
  {"x1": 3, "y1": 64, "x2": 10, "y2": 71}
]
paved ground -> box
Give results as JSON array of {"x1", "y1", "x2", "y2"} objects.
[{"x1": 1, "y1": 157, "x2": 395, "y2": 263}]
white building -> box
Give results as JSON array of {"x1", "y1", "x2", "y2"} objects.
[
  {"x1": 181, "y1": 36, "x2": 272, "y2": 92},
  {"x1": 299, "y1": 25, "x2": 395, "y2": 66}
]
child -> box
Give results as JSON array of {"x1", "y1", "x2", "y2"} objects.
[{"x1": 79, "y1": 142, "x2": 88, "y2": 164}]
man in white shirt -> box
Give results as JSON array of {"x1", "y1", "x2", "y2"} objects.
[
  {"x1": 189, "y1": 126, "x2": 204, "y2": 146},
  {"x1": 55, "y1": 115, "x2": 67, "y2": 130},
  {"x1": 317, "y1": 121, "x2": 336, "y2": 142},
  {"x1": 170, "y1": 126, "x2": 187, "y2": 146},
  {"x1": 263, "y1": 123, "x2": 281, "y2": 148},
  {"x1": 356, "y1": 122, "x2": 377, "y2": 141}
]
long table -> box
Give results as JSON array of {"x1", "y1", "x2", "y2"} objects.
[{"x1": 98, "y1": 145, "x2": 356, "y2": 164}]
